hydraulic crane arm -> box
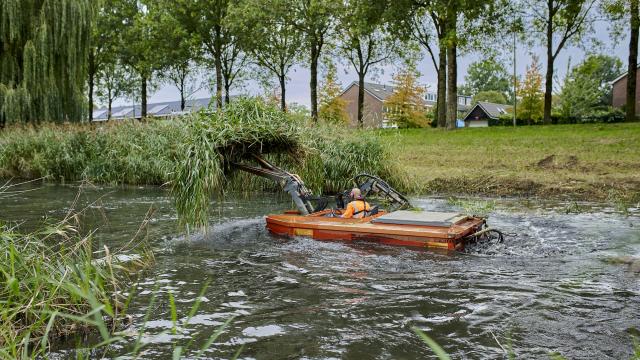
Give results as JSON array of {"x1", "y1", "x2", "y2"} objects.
[
  {"x1": 232, "y1": 155, "x2": 316, "y2": 215},
  {"x1": 353, "y1": 174, "x2": 411, "y2": 211},
  {"x1": 233, "y1": 156, "x2": 410, "y2": 216}
]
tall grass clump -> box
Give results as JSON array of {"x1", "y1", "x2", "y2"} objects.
[
  {"x1": 300, "y1": 125, "x2": 415, "y2": 194},
  {"x1": 0, "y1": 121, "x2": 184, "y2": 185},
  {"x1": 0, "y1": 216, "x2": 150, "y2": 358}
]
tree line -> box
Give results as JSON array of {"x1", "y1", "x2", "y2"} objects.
[{"x1": 0, "y1": 0, "x2": 638, "y2": 128}]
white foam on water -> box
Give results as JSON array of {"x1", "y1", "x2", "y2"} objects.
[{"x1": 241, "y1": 325, "x2": 285, "y2": 337}]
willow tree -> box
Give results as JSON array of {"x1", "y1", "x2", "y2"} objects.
[
  {"x1": 289, "y1": 0, "x2": 340, "y2": 122},
  {"x1": 229, "y1": 0, "x2": 302, "y2": 111},
  {"x1": 0, "y1": 0, "x2": 93, "y2": 125},
  {"x1": 526, "y1": 0, "x2": 597, "y2": 124}
]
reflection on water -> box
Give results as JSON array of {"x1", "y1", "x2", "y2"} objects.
[{"x1": 2, "y1": 183, "x2": 639, "y2": 359}]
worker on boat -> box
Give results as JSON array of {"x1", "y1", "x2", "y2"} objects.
[{"x1": 341, "y1": 188, "x2": 371, "y2": 219}]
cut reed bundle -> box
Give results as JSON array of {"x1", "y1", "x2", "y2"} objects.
[
  {"x1": 172, "y1": 98, "x2": 306, "y2": 228},
  {"x1": 171, "y1": 98, "x2": 413, "y2": 228}
]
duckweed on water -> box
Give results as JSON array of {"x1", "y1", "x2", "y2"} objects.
[{"x1": 446, "y1": 197, "x2": 496, "y2": 217}]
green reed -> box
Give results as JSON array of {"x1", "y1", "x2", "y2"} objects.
[
  {"x1": 0, "y1": 218, "x2": 152, "y2": 358},
  {"x1": 0, "y1": 97, "x2": 413, "y2": 229},
  {"x1": 0, "y1": 120, "x2": 183, "y2": 185}
]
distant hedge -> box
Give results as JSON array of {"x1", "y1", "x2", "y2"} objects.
[{"x1": 491, "y1": 108, "x2": 626, "y2": 126}]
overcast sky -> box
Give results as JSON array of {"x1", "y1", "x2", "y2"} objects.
[{"x1": 114, "y1": 20, "x2": 629, "y2": 108}]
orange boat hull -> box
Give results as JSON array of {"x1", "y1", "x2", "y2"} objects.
[{"x1": 265, "y1": 210, "x2": 485, "y2": 250}]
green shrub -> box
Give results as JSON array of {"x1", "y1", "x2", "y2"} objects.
[{"x1": 490, "y1": 108, "x2": 626, "y2": 126}]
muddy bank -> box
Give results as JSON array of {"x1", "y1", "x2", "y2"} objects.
[{"x1": 424, "y1": 175, "x2": 640, "y2": 204}]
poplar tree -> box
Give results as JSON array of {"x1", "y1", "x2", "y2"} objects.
[
  {"x1": 169, "y1": 0, "x2": 239, "y2": 109},
  {"x1": 628, "y1": 0, "x2": 639, "y2": 121},
  {"x1": 443, "y1": 0, "x2": 505, "y2": 130},
  {"x1": 89, "y1": 0, "x2": 123, "y2": 122},
  {"x1": 518, "y1": 56, "x2": 544, "y2": 124},
  {"x1": 525, "y1": 0, "x2": 597, "y2": 124},
  {"x1": 118, "y1": 0, "x2": 161, "y2": 119},
  {"x1": 150, "y1": 1, "x2": 202, "y2": 111},
  {"x1": 229, "y1": 0, "x2": 302, "y2": 111},
  {"x1": 409, "y1": 4, "x2": 448, "y2": 128},
  {"x1": 96, "y1": 62, "x2": 135, "y2": 120},
  {"x1": 603, "y1": 0, "x2": 639, "y2": 121},
  {"x1": 394, "y1": 0, "x2": 506, "y2": 129},
  {"x1": 445, "y1": 4, "x2": 459, "y2": 130},
  {"x1": 0, "y1": 0, "x2": 93, "y2": 125},
  {"x1": 289, "y1": 0, "x2": 340, "y2": 122},
  {"x1": 337, "y1": 0, "x2": 400, "y2": 126},
  {"x1": 221, "y1": 39, "x2": 247, "y2": 105}
]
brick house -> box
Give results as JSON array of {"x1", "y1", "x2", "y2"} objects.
[
  {"x1": 612, "y1": 66, "x2": 640, "y2": 115},
  {"x1": 339, "y1": 81, "x2": 472, "y2": 128}
]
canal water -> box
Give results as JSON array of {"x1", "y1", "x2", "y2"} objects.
[{"x1": 1, "y1": 183, "x2": 639, "y2": 359}]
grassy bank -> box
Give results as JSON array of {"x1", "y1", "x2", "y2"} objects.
[
  {"x1": 2, "y1": 104, "x2": 638, "y2": 209},
  {"x1": 381, "y1": 123, "x2": 640, "y2": 203}
]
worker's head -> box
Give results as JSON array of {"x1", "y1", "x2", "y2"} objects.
[{"x1": 350, "y1": 188, "x2": 363, "y2": 200}]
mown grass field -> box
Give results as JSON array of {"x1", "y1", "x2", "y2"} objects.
[{"x1": 379, "y1": 123, "x2": 640, "y2": 201}]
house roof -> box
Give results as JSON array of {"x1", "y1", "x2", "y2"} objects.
[
  {"x1": 92, "y1": 97, "x2": 213, "y2": 121},
  {"x1": 611, "y1": 64, "x2": 640, "y2": 85},
  {"x1": 363, "y1": 82, "x2": 396, "y2": 101},
  {"x1": 341, "y1": 81, "x2": 472, "y2": 111},
  {"x1": 465, "y1": 101, "x2": 513, "y2": 121},
  {"x1": 340, "y1": 81, "x2": 397, "y2": 101}
]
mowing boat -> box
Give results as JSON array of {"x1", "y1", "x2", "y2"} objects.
[
  {"x1": 233, "y1": 155, "x2": 503, "y2": 250},
  {"x1": 266, "y1": 210, "x2": 488, "y2": 250}
]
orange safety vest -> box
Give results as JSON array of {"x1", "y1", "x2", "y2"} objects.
[{"x1": 342, "y1": 200, "x2": 371, "y2": 219}]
